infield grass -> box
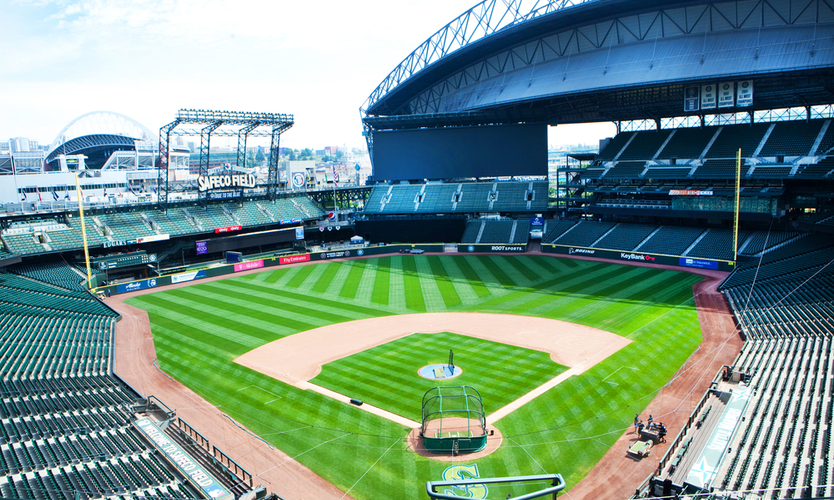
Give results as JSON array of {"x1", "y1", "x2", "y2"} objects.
[
  {"x1": 312, "y1": 331, "x2": 568, "y2": 421},
  {"x1": 128, "y1": 255, "x2": 704, "y2": 500}
]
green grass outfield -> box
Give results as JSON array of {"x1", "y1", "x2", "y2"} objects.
[
  {"x1": 311, "y1": 332, "x2": 568, "y2": 422},
  {"x1": 127, "y1": 255, "x2": 704, "y2": 499}
]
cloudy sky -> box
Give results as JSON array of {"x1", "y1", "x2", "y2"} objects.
[{"x1": 1, "y1": 0, "x2": 614, "y2": 150}]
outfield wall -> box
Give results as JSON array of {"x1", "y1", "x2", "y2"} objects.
[
  {"x1": 541, "y1": 244, "x2": 735, "y2": 272},
  {"x1": 100, "y1": 242, "x2": 733, "y2": 296}
]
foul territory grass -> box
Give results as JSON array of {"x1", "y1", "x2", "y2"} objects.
[
  {"x1": 128, "y1": 255, "x2": 704, "y2": 500},
  {"x1": 312, "y1": 332, "x2": 567, "y2": 421}
]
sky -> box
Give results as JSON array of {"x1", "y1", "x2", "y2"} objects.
[{"x1": 0, "y1": 0, "x2": 615, "y2": 151}]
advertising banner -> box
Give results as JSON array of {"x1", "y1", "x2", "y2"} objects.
[
  {"x1": 137, "y1": 234, "x2": 170, "y2": 244},
  {"x1": 171, "y1": 270, "x2": 207, "y2": 284},
  {"x1": 465, "y1": 244, "x2": 527, "y2": 253},
  {"x1": 279, "y1": 254, "x2": 311, "y2": 265},
  {"x1": 196, "y1": 241, "x2": 208, "y2": 255},
  {"x1": 215, "y1": 225, "x2": 242, "y2": 234},
  {"x1": 133, "y1": 418, "x2": 232, "y2": 500},
  {"x1": 116, "y1": 277, "x2": 159, "y2": 294},
  {"x1": 530, "y1": 216, "x2": 544, "y2": 226},
  {"x1": 669, "y1": 189, "x2": 714, "y2": 196},
  {"x1": 234, "y1": 260, "x2": 264, "y2": 272},
  {"x1": 679, "y1": 257, "x2": 720, "y2": 270},
  {"x1": 295, "y1": 227, "x2": 305, "y2": 240},
  {"x1": 543, "y1": 245, "x2": 734, "y2": 271}
]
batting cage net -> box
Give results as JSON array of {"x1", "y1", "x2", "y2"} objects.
[{"x1": 421, "y1": 386, "x2": 487, "y2": 454}]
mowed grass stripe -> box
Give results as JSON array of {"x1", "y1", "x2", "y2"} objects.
[
  {"x1": 166, "y1": 286, "x2": 324, "y2": 333},
  {"x1": 476, "y1": 255, "x2": 517, "y2": 288},
  {"x1": 220, "y1": 279, "x2": 390, "y2": 318},
  {"x1": 313, "y1": 263, "x2": 342, "y2": 294},
  {"x1": 400, "y1": 257, "x2": 426, "y2": 312},
  {"x1": 161, "y1": 287, "x2": 322, "y2": 333},
  {"x1": 371, "y1": 257, "x2": 391, "y2": 305},
  {"x1": 501, "y1": 256, "x2": 542, "y2": 281},
  {"x1": 526, "y1": 255, "x2": 561, "y2": 274},
  {"x1": 286, "y1": 264, "x2": 316, "y2": 288},
  {"x1": 263, "y1": 268, "x2": 291, "y2": 284},
  {"x1": 438, "y1": 257, "x2": 480, "y2": 305},
  {"x1": 413, "y1": 257, "x2": 447, "y2": 311},
  {"x1": 450, "y1": 256, "x2": 491, "y2": 298},
  {"x1": 386, "y1": 257, "x2": 407, "y2": 311},
  {"x1": 426, "y1": 256, "x2": 461, "y2": 308},
  {"x1": 339, "y1": 260, "x2": 368, "y2": 299},
  {"x1": 127, "y1": 295, "x2": 264, "y2": 348}
]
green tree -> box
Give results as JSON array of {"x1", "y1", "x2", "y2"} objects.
[
  {"x1": 335, "y1": 150, "x2": 344, "y2": 160},
  {"x1": 255, "y1": 149, "x2": 265, "y2": 164}
]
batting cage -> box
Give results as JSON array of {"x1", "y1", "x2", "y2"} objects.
[{"x1": 421, "y1": 386, "x2": 487, "y2": 454}]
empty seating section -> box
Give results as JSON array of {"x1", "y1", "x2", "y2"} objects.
[
  {"x1": 693, "y1": 159, "x2": 741, "y2": 178},
  {"x1": 460, "y1": 221, "x2": 482, "y2": 243},
  {"x1": 384, "y1": 185, "x2": 423, "y2": 213},
  {"x1": 598, "y1": 132, "x2": 634, "y2": 160},
  {"x1": 9, "y1": 262, "x2": 86, "y2": 292},
  {"x1": 657, "y1": 127, "x2": 717, "y2": 159},
  {"x1": 618, "y1": 130, "x2": 672, "y2": 160},
  {"x1": 637, "y1": 226, "x2": 705, "y2": 256},
  {"x1": 795, "y1": 156, "x2": 834, "y2": 178},
  {"x1": 512, "y1": 220, "x2": 531, "y2": 244},
  {"x1": 47, "y1": 224, "x2": 108, "y2": 252},
  {"x1": 759, "y1": 120, "x2": 824, "y2": 156},
  {"x1": 492, "y1": 183, "x2": 532, "y2": 212},
  {"x1": 98, "y1": 213, "x2": 154, "y2": 241},
  {"x1": 415, "y1": 184, "x2": 458, "y2": 213},
  {"x1": 686, "y1": 229, "x2": 749, "y2": 261},
  {"x1": 2, "y1": 234, "x2": 45, "y2": 255},
  {"x1": 817, "y1": 122, "x2": 834, "y2": 155},
  {"x1": 456, "y1": 184, "x2": 494, "y2": 212},
  {"x1": 705, "y1": 123, "x2": 770, "y2": 158},
  {"x1": 713, "y1": 227, "x2": 834, "y2": 497},
  {"x1": 363, "y1": 186, "x2": 389, "y2": 213},
  {"x1": 643, "y1": 167, "x2": 691, "y2": 179},
  {"x1": 605, "y1": 161, "x2": 645, "y2": 178},
  {"x1": 478, "y1": 220, "x2": 514, "y2": 243},
  {"x1": 146, "y1": 209, "x2": 195, "y2": 236},
  {"x1": 291, "y1": 196, "x2": 326, "y2": 219},
  {"x1": 0, "y1": 271, "x2": 207, "y2": 500},
  {"x1": 750, "y1": 165, "x2": 792, "y2": 178},
  {"x1": 739, "y1": 231, "x2": 801, "y2": 256},
  {"x1": 553, "y1": 221, "x2": 616, "y2": 247},
  {"x1": 191, "y1": 205, "x2": 234, "y2": 230},
  {"x1": 593, "y1": 224, "x2": 657, "y2": 251},
  {"x1": 542, "y1": 220, "x2": 576, "y2": 243},
  {"x1": 225, "y1": 203, "x2": 273, "y2": 226}
]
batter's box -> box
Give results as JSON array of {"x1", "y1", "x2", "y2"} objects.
[{"x1": 236, "y1": 385, "x2": 282, "y2": 404}]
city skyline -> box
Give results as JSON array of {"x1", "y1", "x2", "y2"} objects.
[{"x1": 1, "y1": 0, "x2": 616, "y2": 151}]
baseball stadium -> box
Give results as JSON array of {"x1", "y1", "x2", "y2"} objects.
[{"x1": 1, "y1": 0, "x2": 834, "y2": 499}]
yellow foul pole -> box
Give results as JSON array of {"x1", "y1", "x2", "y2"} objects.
[
  {"x1": 733, "y1": 148, "x2": 741, "y2": 263},
  {"x1": 74, "y1": 175, "x2": 93, "y2": 289}
]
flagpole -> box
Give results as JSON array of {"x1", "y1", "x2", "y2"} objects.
[{"x1": 74, "y1": 174, "x2": 93, "y2": 290}]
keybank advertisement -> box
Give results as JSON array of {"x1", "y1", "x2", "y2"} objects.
[
  {"x1": 680, "y1": 257, "x2": 719, "y2": 270},
  {"x1": 116, "y1": 278, "x2": 158, "y2": 294},
  {"x1": 171, "y1": 270, "x2": 207, "y2": 284},
  {"x1": 133, "y1": 418, "x2": 231, "y2": 500}
]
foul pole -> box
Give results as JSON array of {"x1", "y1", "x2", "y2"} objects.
[
  {"x1": 74, "y1": 175, "x2": 93, "y2": 289},
  {"x1": 733, "y1": 148, "x2": 742, "y2": 262}
]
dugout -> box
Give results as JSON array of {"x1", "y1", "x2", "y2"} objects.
[{"x1": 421, "y1": 386, "x2": 487, "y2": 454}]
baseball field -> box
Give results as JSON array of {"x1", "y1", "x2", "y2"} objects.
[{"x1": 126, "y1": 254, "x2": 704, "y2": 499}]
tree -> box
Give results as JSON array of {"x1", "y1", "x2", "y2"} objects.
[
  {"x1": 335, "y1": 150, "x2": 344, "y2": 160},
  {"x1": 255, "y1": 149, "x2": 265, "y2": 164},
  {"x1": 300, "y1": 148, "x2": 313, "y2": 159}
]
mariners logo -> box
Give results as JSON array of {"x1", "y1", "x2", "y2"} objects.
[
  {"x1": 467, "y1": 245, "x2": 475, "y2": 252},
  {"x1": 440, "y1": 464, "x2": 487, "y2": 499}
]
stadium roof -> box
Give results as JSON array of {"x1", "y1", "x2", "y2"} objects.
[
  {"x1": 47, "y1": 111, "x2": 156, "y2": 160},
  {"x1": 364, "y1": 0, "x2": 834, "y2": 128}
]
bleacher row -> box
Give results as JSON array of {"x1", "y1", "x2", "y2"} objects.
[
  {"x1": 582, "y1": 119, "x2": 834, "y2": 180},
  {"x1": 1, "y1": 197, "x2": 325, "y2": 256},
  {"x1": 540, "y1": 220, "x2": 802, "y2": 261},
  {"x1": 363, "y1": 181, "x2": 548, "y2": 215},
  {"x1": 0, "y1": 266, "x2": 246, "y2": 500},
  {"x1": 460, "y1": 219, "x2": 531, "y2": 244}
]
